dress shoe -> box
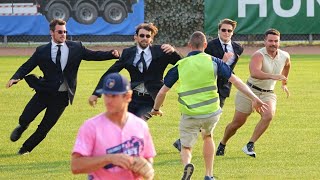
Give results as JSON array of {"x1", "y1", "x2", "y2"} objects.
[
  {"x1": 10, "y1": 125, "x2": 27, "y2": 142},
  {"x1": 17, "y1": 148, "x2": 29, "y2": 155},
  {"x1": 173, "y1": 139, "x2": 181, "y2": 152}
]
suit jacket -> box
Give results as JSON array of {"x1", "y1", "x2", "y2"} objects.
[
  {"x1": 205, "y1": 38, "x2": 244, "y2": 98},
  {"x1": 93, "y1": 45, "x2": 183, "y2": 99},
  {"x1": 11, "y1": 41, "x2": 117, "y2": 104}
]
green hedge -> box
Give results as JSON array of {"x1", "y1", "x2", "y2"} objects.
[{"x1": 145, "y1": 0, "x2": 204, "y2": 46}]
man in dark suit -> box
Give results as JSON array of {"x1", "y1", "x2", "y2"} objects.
[
  {"x1": 6, "y1": 19, "x2": 119, "y2": 155},
  {"x1": 172, "y1": 19, "x2": 244, "y2": 153},
  {"x1": 205, "y1": 18, "x2": 244, "y2": 156},
  {"x1": 89, "y1": 23, "x2": 182, "y2": 119}
]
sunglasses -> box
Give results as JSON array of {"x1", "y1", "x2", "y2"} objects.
[
  {"x1": 55, "y1": 30, "x2": 68, "y2": 34},
  {"x1": 139, "y1": 34, "x2": 151, "y2": 38},
  {"x1": 221, "y1": 29, "x2": 233, "y2": 33}
]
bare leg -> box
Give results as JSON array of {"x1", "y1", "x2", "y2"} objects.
[
  {"x1": 249, "y1": 101, "x2": 276, "y2": 142},
  {"x1": 221, "y1": 110, "x2": 250, "y2": 145},
  {"x1": 203, "y1": 134, "x2": 214, "y2": 177},
  {"x1": 181, "y1": 146, "x2": 192, "y2": 166}
]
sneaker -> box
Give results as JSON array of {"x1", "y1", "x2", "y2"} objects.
[
  {"x1": 216, "y1": 142, "x2": 226, "y2": 156},
  {"x1": 173, "y1": 139, "x2": 181, "y2": 152},
  {"x1": 204, "y1": 176, "x2": 214, "y2": 180},
  {"x1": 205, "y1": 175, "x2": 217, "y2": 180},
  {"x1": 10, "y1": 125, "x2": 27, "y2": 142},
  {"x1": 242, "y1": 143, "x2": 256, "y2": 158},
  {"x1": 17, "y1": 148, "x2": 29, "y2": 155},
  {"x1": 181, "y1": 163, "x2": 194, "y2": 180}
]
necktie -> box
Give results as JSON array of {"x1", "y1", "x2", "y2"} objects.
[
  {"x1": 56, "y1": 45, "x2": 62, "y2": 71},
  {"x1": 137, "y1": 51, "x2": 147, "y2": 73},
  {"x1": 223, "y1": 44, "x2": 228, "y2": 53}
]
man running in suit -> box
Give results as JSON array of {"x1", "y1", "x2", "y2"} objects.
[
  {"x1": 205, "y1": 18, "x2": 244, "y2": 108},
  {"x1": 6, "y1": 19, "x2": 119, "y2": 155},
  {"x1": 89, "y1": 23, "x2": 182, "y2": 120}
]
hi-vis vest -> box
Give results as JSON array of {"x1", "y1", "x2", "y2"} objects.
[{"x1": 176, "y1": 52, "x2": 220, "y2": 116}]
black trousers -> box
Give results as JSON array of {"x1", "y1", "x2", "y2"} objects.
[
  {"x1": 219, "y1": 95, "x2": 227, "y2": 108},
  {"x1": 19, "y1": 91, "x2": 69, "y2": 152},
  {"x1": 128, "y1": 92, "x2": 154, "y2": 118}
]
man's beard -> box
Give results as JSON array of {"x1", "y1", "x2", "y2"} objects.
[{"x1": 138, "y1": 41, "x2": 149, "y2": 49}]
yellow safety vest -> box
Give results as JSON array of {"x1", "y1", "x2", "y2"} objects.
[{"x1": 176, "y1": 52, "x2": 220, "y2": 116}]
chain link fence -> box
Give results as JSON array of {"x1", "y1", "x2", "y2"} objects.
[
  {"x1": 1, "y1": 34, "x2": 320, "y2": 47},
  {"x1": 0, "y1": 35, "x2": 134, "y2": 46}
]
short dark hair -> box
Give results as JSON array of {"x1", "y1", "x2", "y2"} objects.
[
  {"x1": 218, "y1": 18, "x2": 237, "y2": 30},
  {"x1": 264, "y1": 28, "x2": 280, "y2": 38},
  {"x1": 135, "y1": 23, "x2": 158, "y2": 37},
  {"x1": 189, "y1": 31, "x2": 206, "y2": 49},
  {"x1": 49, "y1": 19, "x2": 66, "y2": 31}
]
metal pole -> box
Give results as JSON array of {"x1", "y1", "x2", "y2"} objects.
[
  {"x1": 11, "y1": 0, "x2": 14, "y2": 14},
  {"x1": 4, "y1": 35, "x2": 8, "y2": 46},
  {"x1": 308, "y1": 34, "x2": 313, "y2": 45}
]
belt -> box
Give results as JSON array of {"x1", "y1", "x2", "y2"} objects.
[
  {"x1": 247, "y1": 82, "x2": 273, "y2": 93},
  {"x1": 133, "y1": 90, "x2": 151, "y2": 97}
]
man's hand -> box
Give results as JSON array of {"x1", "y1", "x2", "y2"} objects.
[
  {"x1": 88, "y1": 95, "x2": 99, "y2": 107},
  {"x1": 111, "y1": 49, "x2": 120, "y2": 58},
  {"x1": 281, "y1": 85, "x2": 290, "y2": 98},
  {"x1": 110, "y1": 154, "x2": 134, "y2": 170},
  {"x1": 149, "y1": 108, "x2": 163, "y2": 116},
  {"x1": 161, "y1": 44, "x2": 175, "y2": 54},
  {"x1": 252, "y1": 97, "x2": 269, "y2": 113},
  {"x1": 222, "y1": 52, "x2": 234, "y2": 63},
  {"x1": 130, "y1": 156, "x2": 154, "y2": 180},
  {"x1": 6, "y1": 79, "x2": 20, "y2": 88}
]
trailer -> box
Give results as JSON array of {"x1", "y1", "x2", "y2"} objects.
[
  {"x1": 38, "y1": 0, "x2": 138, "y2": 24},
  {"x1": 0, "y1": 1, "x2": 39, "y2": 16},
  {"x1": 0, "y1": 0, "x2": 138, "y2": 24}
]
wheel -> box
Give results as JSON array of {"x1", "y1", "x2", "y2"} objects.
[
  {"x1": 45, "y1": 3, "x2": 70, "y2": 22},
  {"x1": 74, "y1": 2, "x2": 98, "y2": 25},
  {"x1": 103, "y1": 2, "x2": 127, "y2": 24}
]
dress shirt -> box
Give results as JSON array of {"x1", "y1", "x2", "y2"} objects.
[
  {"x1": 134, "y1": 46, "x2": 152, "y2": 72},
  {"x1": 133, "y1": 46, "x2": 152, "y2": 94},
  {"x1": 219, "y1": 38, "x2": 236, "y2": 66},
  {"x1": 51, "y1": 40, "x2": 69, "y2": 91}
]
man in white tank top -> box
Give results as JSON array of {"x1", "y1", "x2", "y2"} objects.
[{"x1": 216, "y1": 29, "x2": 291, "y2": 158}]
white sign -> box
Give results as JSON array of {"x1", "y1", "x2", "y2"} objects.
[{"x1": 238, "y1": 0, "x2": 320, "y2": 17}]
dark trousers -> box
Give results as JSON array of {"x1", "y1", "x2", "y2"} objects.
[
  {"x1": 128, "y1": 92, "x2": 154, "y2": 118},
  {"x1": 19, "y1": 91, "x2": 68, "y2": 152},
  {"x1": 219, "y1": 95, "x2": 227, "y2": 108}
]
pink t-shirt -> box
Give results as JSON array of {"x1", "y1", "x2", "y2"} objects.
[{"x1": 72, "y1": 112, "x2": 156, "y2": 180}]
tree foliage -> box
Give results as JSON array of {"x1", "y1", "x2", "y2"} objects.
[{"x1": 145, "y1": 0, "x2": 204, "y2": 46}]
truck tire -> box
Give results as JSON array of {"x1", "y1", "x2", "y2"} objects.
[
  {"x1": 46, "y1": 3, "x2": 70, "y2": 22},
  {"x1": 74, "y1": 2, "x2": 98, "y2": 25},
  {"x1": 103, "y1": 2, "x2": 127, "y2": 24}
]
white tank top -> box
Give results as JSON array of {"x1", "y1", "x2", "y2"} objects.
[{"x1": 248, "y1": 47, "x2": 289, "y2": 90}]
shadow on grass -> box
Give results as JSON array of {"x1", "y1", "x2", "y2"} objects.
[
  {"x1": 0, "y1": 160, "x2": 70, "y2": 174},
  {"x1": 0, "y1": 153, "x2": 18, "y2": 158},
  {"x1": 155, "y1": 158, "x2": 181, "y2": 166}
]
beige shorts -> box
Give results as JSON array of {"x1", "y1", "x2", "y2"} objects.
[
  {"x1": 235, "y1": 87, "x2": 277, "y2": 114},
  {"x1": 179, "y1": 114, "x2": 220, "y2": 148}
]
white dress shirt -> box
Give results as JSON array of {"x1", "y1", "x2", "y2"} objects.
[
  {"x1": 133, "y1": 45, "x2": 152, "y2": 72},
  {"x1": 51, "y1": 40, "x2": 69, "y2": 91},
  {"x1": 219, "y1": 38, "x2": 236, "y2": 66},
  {"x1": 133, "y1": 45, "x2": 152, "y2": 94}
]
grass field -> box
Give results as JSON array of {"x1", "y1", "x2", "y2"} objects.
[{"x1": 0, "y1": 55, "x2": 319, "y2": 179}]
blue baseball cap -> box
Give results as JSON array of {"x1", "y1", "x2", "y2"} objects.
[{"x1": 96, "y1": 73, "x2": 131, "y2": 95}]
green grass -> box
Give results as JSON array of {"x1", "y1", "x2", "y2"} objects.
[{"x1": 0, "y1": 55, "x2": 319, "y2": 179}]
